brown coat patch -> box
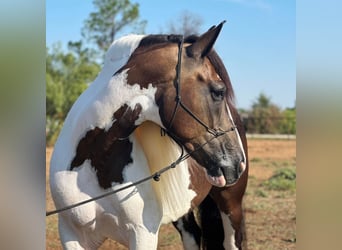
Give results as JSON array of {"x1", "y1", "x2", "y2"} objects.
[{"x1": 70, "y1": 104, "x2": 142, "y2": 188}]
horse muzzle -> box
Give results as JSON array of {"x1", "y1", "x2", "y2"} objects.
[
  {"x1": 204, "y1": 160, "x2": 246, "y2": 187},
  {"x1": 184, "y1": 131, "x2": 247, "y2": 188}
]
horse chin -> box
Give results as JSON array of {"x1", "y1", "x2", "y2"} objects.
[{"x1": 205, "y1": 172, "x2": 226, "y2": 187}]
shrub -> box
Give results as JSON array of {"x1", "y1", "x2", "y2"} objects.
[{"x1": 263, "y1": 168, "x2": 296, "y2": 191}]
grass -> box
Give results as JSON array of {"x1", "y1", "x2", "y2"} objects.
[
  {"x1": 263, "y1": 168, "x2": 296, "y2": 191},
  {"x1": 250, "y1": 157, "x2": 263, "y2": 163},
  {"x1": 255, "y1": 189, "x2": 268, "y2": 197}
]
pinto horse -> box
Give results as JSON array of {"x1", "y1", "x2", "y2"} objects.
[{"x1": 49, "y1": 21, "x2": 248, "y2": 249}]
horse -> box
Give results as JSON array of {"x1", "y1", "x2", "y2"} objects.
[{"x1": 49, "y1": 21, "x2": 249, "y2": 249}]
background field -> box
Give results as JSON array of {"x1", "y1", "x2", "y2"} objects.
[{"x1": 46, "y1": 138, "x2": 296, "y2": 249}]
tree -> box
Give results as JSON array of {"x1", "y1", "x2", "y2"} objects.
[
  {"x1": 46, "y1": 42, "x2": 100, "y2": 120},
  {"x1": 279, "y1": 108, "x2": 296, "y2": 134},
  {"x1": 252, "y1": 92, "x2": 271, "y2": 109},
  {"x1": 247, "y1": 93, "x2": 283, "y2": 134},
  {"x1": 82, "y1": 0, "x2": 146, "y2": 55},
  {"x1": 46, "y1": 42, "x2": 101, "y2": 145},
  {"x1": 47, "y1": 0, "x2": 146, "y2": 145},
  {"x1": 164, "y1": 11, "x2": 203, "y2": 36}
]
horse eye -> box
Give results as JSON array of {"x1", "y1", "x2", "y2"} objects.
[{"x1": 210, "y1": 85, "x2": 226, "y2": 101}]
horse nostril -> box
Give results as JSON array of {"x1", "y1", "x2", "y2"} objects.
[{"x1": 239, "y1": 161, "x2": 246, "y2": 174}]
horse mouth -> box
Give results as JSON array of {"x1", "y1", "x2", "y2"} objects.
[
  {"x1": 205, "y1": 171, "x2": 226, "y2": 187},
  {"x1": 204, "y1": 161, "x2": 246, "y2": 187}
]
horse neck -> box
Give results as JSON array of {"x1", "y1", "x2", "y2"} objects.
[
  {"x1": 134, "y1": 121, "x2": 183, "y2": 175},
  {"x1": 134, "y1": 121, "x2": 195, "y2": 223}
]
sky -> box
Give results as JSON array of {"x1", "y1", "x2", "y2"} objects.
[{"x1": 46, "y1": 0, "x2": 295, "y2": 110}]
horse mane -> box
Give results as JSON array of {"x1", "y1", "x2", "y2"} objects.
[
  {"x1": 139, "y1": 34, "x2": 184, "y2": 47},
  {"x1": 136, "y1": 34, "x2": 236, "y2": 105}
]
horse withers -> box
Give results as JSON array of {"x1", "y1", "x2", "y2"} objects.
[{"x1": 49, "y1": 21, "x2": 248, "y2": 249}]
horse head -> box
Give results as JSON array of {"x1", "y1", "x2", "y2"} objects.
[{"x1": 116, "y1": 22, "x2": 246, "y2": 187}]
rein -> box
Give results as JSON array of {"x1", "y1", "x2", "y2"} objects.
[{"x1": 46, "y1": 37, "x2": 237, "y2": 217}]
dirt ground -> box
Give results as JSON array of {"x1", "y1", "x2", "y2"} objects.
[{"x1": 46, "y1": 138, "x2": 296, "y2": 249}]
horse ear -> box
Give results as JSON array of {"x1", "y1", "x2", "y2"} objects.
[{"x1": 186, "y1": 21, "x2": 226, "y2": 59}]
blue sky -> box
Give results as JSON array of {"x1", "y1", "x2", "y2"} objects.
[{"x1": 46, "y1": 0, "x2": 295, "y2": 110}]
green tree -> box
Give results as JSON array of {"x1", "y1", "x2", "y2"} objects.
[
  {"x1": 279, "y1": 107, "x2": 296, "y2": 134},
  {"x1": 82, "y1": 0, "x2": 146, "y2": 55},
  {"x1": 46, "y1": 42, "x2": 100, "y2": 119},
  {"x1": 47, "y1": 0, "x2": 146, "y2": 145},
  {"x1": 247, "y1": 93, "x2": 283, "y2": 134},
  {"x1": 46, "y1": 42, "x2": 100, "y2": 145}
]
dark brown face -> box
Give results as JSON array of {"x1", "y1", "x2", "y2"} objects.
[{"x1": 156, "y1": 46, "x2": 246, "y2": 187}]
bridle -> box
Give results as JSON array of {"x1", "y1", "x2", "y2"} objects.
[
  {"x1": 167, "y1": 36, "x2": 237, "y2": 138},
  {"x1": 46, "y1": 36, "x2": 238, "y2": 217}
]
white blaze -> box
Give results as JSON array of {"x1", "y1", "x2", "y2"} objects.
[{"x1": 225, "y1": 102, "x2": 246, "y2": 171}]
